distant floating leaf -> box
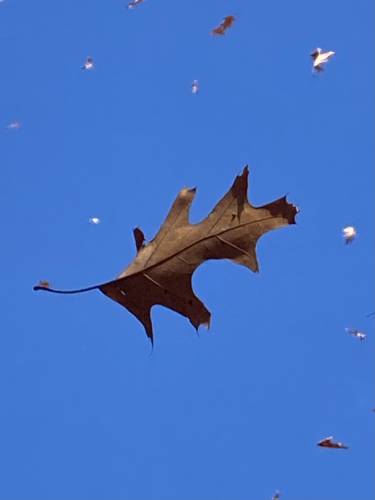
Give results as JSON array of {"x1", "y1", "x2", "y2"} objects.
[
  {"x1": 81, "y1": 56, "x2": 94, "y2": 71},
  {"x1": 6, "y1": 120, "x2": 21, "y2": 129},
  {"x1": 311, "y1": 47, "x2": 335, "y2": 72},
  {"x1": 211, "y1": 15, "x2": 235, "y2": 36},
  {"x1": 127, "y1": 0, "x2": 144, "y2": 9},
  {"x1": 191, "y1": 80, "x2": 199, "y2": 94},
  {"x1": 345, "y1": 328, "x2": 366, "y2": 341},
  {"x1": 317, "y1": 436, "x2": 348, "y2": 449},
  {"x1": 342, "y1": 225, "x2": 356, "y2": 244}
]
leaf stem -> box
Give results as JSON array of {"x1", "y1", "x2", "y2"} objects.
[{"x1": 33, "y1": 284, "x2": 100, "y2": 294}]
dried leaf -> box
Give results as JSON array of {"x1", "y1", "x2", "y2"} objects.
[
  {"x1": 34, "y1": 167, "x2": 297, "y2": 344},
  {"x1": 317, "y1": 436, "x2": 348, "y2": 449},
  {"x1": 211, "y1": 16, "x2": 235, "y2": 36},
  {"x1": 342, "y1": 225, "x2": 356, "y2": 244},
  {"x1": 311, "y1": 47, "x2": 335, "y2": 72},
  {"x1": 345, "y1": 328, "x2": 366, "y2": 341},
  {"x1": 127, "y1": 0, "x2": 144, "y2": 9},
  {"x1": 191, "y1": 80, "x2": 199, "y2": 94},
  {"x1": 81, "y1": 57, "x2": 94, "y2": 71}
]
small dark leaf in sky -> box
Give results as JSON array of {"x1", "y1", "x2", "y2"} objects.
[
  {"x1": 317, "y1": 436, "x2": 348, "y2": 449},
  {"x1": 211, "y1": 16, "x2": 235, "y2": 36}
]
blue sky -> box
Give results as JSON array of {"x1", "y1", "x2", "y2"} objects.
[{"x1": 0, "y1": 0, "x2": 374, "y2": 499}]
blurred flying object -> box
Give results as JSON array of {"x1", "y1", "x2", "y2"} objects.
[
  {"x1": 89, "y1": 217, "x2": 101, "y2": 225},
  {"x1": 38, "y1": 280, "x2": 50, "y2": 289},
  {"x1": 317, "y1": 436, "x2": 348, "y2": 449},
  {"x1": 127, "y1": 0, "x2": 144, "y2": 9},
  {"x1": 211, "y1": 15, "x2": 235, "y2": 36},
  {"x1": 82, "y1": 57, "x2": 94, "y2": 70},
  {"x1": 191, "y1": 80, "x2": 199, "y2": 94},
  {"x1": 6, "y1": 120, "x2": 21, "y2": 129},
  {"x1": 342, "y1": 225, "x2": 357, "y2": 244},
  {"x1": 311, "y1": 48, "x2": 335, "y2": 72},
  {"x1": 346, "y1": 328, "x2": 366, "y2": 341},
  {"x1": 272, "y1": 491, "x2": 281, "y2": 500}
]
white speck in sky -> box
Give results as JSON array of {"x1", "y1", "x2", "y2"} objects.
[
  {"x1": 345, "y1": 328, "x2": 366, "y2": 341},
  {"x1": 127, "y1": 0, "x2": 144, "y2": 9},
  {"x1": 6, "y1": 120, "x2": 21, "y2": 129},
  {"x1": 82, "y1": 57, "x2": 94, "y2": 71},
  {"x1": 191, "y1": 80, "x2": 199, "y2": 94},
  {"x1": 342, "y1": 225, "x2": 356, "y2": 243},
  {"x1": 311, "y1": 47, "x2": 335, "y2": 72},
  {"x1": 89, "y1": 217, "x2": 101, "y2": 225}
]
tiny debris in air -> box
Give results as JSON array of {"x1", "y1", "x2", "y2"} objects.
[
  {"x1": 89, "y1": 217, "x2": 101, "y2": 225},
  {"x1": 82, "y1": 57, "x2": 94, "y2": 71},
  {"x1": 6, "y1": 120, "x2": 21, "y2": 129},
  {"x1": 342, "y1": 226, "x2": 356, "y2": 244},
  {"x1": 317, "y1": 436, "x2": 348, "y2": 449},
  {"x1": 127, "y1": 0, "x2": 144, "y2": 9},
  {"x1": 191, "y1": 80, "x2": 199, "y2": 94},
  {"x1": 311, "y1": 47, "x2": 335, "y2": 72},
  {"x1": 345, "y1": 328, "x2": 366, "y2": 341}
]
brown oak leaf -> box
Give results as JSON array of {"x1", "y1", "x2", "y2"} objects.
[{"x1": 34, "y1": 167, "x2": 297, "y2": 344}]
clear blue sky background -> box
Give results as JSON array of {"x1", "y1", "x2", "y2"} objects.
[{"x1": 0, "y1": 0, "x2": 374, "y2": 499}]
